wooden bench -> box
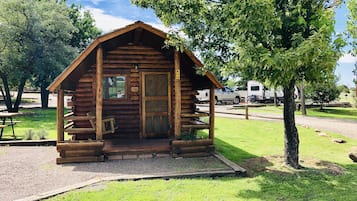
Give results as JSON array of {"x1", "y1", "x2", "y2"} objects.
[
  {"x1": 3, "y1": 120, "x2": 21, "y2": 126},
  {"x1": 0, "y1": 121, "x2": 20, "y2": 139},
  {"x1": 182, "y1": 120, "x2": 210, "y2": 129},
  {"x1": 65, "y1": 128, "x2": 96, "y2": 134},
  {"x1": 181, "y1": 112, "x2": 209, "y2": 118},
  {"x1": 64, "y1": 113, "x2": 117, "y2": 136}
]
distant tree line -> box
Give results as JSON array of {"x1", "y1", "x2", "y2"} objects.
[{"x1": 0, "y1": 0, "x2": 101, "y2": 111}]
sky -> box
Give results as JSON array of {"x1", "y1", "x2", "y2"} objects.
[{"x1": 68, "y1": 0, "x2": 356, "y2": 87}]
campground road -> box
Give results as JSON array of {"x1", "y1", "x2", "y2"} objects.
[{"x1": 198, "y1": 104, "x2": 357, "y2": 140}]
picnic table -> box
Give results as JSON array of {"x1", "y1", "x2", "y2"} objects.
[{"x1": 0, "y1": 112, "x2": 20, "y2": 139}]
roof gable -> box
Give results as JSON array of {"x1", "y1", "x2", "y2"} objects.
[{"x1": 48, "y1": 21, "x2": 222, "y2": 91}]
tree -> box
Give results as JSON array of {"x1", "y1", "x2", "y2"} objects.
[
  {"x1": 133, "y1": 0, "x2": 343, "y2": 168},
  {"x1": 337, "y1": 84, "x2": 350, "y2": 94},
  {"x1": 32, "y1": 1, "x2": 78, "y2": 109},
  {"x1": 0, "y1": 0, "x2": 43, "y2": 112},
  {"x1": 0, "y1": 0, "x2": 75, "y2": 111},
  {"x1": 67, "y1": 3, "x2": 102, "y2": 51},
  {"x1": 348, "y1": 0, "x2": 357, "y2": 97},
  {"x1": 305, "y1": 76, "x2": 340, "y2": 110},
  {"x1": 33, "y1": 1, "x2": 101, "y2": 108}
]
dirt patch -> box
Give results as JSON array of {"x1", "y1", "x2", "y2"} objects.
[{"x1": 238, "y1": 155, "x2": 345, "y2": 177}]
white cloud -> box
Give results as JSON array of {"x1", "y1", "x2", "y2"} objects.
[
  {"x1": 338, "y1": 53, "x2": 357, "y2": 64},
  {"x1": 91, "y1": 0, "x2": 104, "y2": 5},
  {"x1": 85, "y1": 7, "x2": 134, "y2": 33},
  {"x1": 85, "y1": 6, "x2": 170, "y2": 34}
]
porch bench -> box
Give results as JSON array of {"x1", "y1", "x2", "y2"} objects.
[
  {"x1": 182, "y1": 120, "x2": 210, "y2": 129},
  {"x1": 181, "y1": 112, "x2": 209, "y2": 118},
  {"x1": 64, "y1": 116, "x2": 95, "y2": 121},
  {"x1": 65, "y1": 128, "x2": 96, "y2": 134},
  {"x1": 3, "y1": 120, "x2": 21, "y2": 126}
]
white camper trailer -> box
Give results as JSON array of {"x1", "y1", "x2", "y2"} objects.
[{"x1": 247, "y1": 80, "x2": 284, "y2": 103}]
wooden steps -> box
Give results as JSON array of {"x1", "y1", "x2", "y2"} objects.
[
  {"x1": 56, "y1": 140, "x2": 104, "y2": 164},
  {"x1": 56, "y1": 156, "x2": 104, "y2": 164},
  {"x1": 103, "y1": 139, "x2": 171, "y2": 160}
]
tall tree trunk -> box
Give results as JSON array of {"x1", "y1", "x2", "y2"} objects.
[
  {"x1": 300, "y1": 81, "x2": 306, "y2": 115},
  {"x1": 40, "y1": 81, "x2": 49, "y2": 109},
  {"x1": 0, "y1": 74, "x2": 14, "y2": 111},
  {"x1": 274, "y1": 90, "x2": 278, "y2": 106},
  {"x1": 283, "y1": 80, "x2": 300, "y2": 169},
  {"x1": 11, "y1": 78, "x2": 26, "y2": 112}
]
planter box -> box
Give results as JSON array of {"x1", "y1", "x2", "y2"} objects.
[
  {"x1": 56, "y1": 140, "x2": 105, "y2": 164},
  {"x1": 171, "y1": 139, "x2": 213, "y2": 147},
  {"x1": 171, "y1": 139, "x2": 214, "y2": 158}
]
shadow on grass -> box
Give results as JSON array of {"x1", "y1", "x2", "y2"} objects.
[
  {"x1": 214, "y1": 136, "x2": 357, "y2": 200},
  {"x1": 214, "y1": 137, "x2": 258, "y2": 163},
  {"x1": 311, "y1": 107, "x2": 357, "y2": 117},
  {"x1": 235, "y1": 164, "x2": 357, "y2": 201}
]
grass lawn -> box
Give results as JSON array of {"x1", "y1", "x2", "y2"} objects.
[
  {"x1": 46, "y1": 117, "x2": 357, "y2": 201},
  {"x1": 246, "y1": 105, "x2": 357, "y2": 120},
  {"x1": 0, "y1": 108, "x2": 67, "y2": 140}
]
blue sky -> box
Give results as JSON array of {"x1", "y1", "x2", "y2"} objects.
[{"x1": 68, "y1": 0, "x2": 356, "y2": 87}]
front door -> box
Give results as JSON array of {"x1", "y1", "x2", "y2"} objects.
[{"x1": 142, "y1": 72, "x2": 171, "y2": 138}]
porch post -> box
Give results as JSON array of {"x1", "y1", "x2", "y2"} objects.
[
  {"x1": 209, "y1": 87, "x2": 215, "y2": 140},
  {"x1": 57, "y1": 89, "x2": 64, "y2": 142},
  {"x1": 174, "y1": 50, "x2": 181, "y2": 139},
  {"x1": 96, "y1": 46, "x2": 103, "y2": 140}
]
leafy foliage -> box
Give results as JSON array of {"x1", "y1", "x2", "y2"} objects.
[
  {"x1": 67, "y1": 3, "x2": 101, "y2": 51},
  {"x1": 305, "y1": 77, "x2": 341, "y2": 109},
  {"x1": 132, "y1": 0, "x2": 343, "y2": 168},
  {"x1": 0, "y1": 0, "x2": 101, "y2": 110},
  {"x1": 347, "y1": 0, "x2": 357, "y2": 86}
]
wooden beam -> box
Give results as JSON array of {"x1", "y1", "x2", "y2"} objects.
[
  {"x1": 209, "y1": 87, "x2": 215, "y2": 140},
  {"x1": 133, "y1": 28, "x2": 143, "y2": 45},
  {"x1": 96, "y1": 46, "x2": 103, "y2": 140},
  {"x1": 174, "y1": 50, "x2": 181, "y2": 139},
  {"x1": 57, "y1": 89, "x2": 64, "y2": 142}
]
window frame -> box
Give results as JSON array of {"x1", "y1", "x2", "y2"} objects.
[{"x1": 102, "y1": 74, "x2": 128, "y2": 100}]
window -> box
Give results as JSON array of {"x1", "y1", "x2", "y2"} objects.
[
  {"x1": 102, "y1": 75, "x2": 126, "y2": 99},
  {"x1": 251, "y1": 86, "x2": 260, "y2": 91}
]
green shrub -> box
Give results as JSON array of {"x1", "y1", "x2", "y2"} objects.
[
  {"x1": 37, "y1": 129, "x2": 48, "y2": 140},
  {"x1": 24, "y1": 129, "x2": 35, "y2": 140}
]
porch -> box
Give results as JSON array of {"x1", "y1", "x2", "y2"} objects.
[{"x1": 56, "y1": 137, "x2": 216, "y2": 164}]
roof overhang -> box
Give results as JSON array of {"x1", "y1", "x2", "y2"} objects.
[{"x1": 48, "y1": 21, "x2": 222, "y2": 92}]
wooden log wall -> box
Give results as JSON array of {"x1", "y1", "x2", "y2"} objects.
[
  {"x1": 179, "y1": 75, "x2": 198, "y2": 131},
  {"x1": 72, "y1": 44, "x2": 180, "y2": 139}
]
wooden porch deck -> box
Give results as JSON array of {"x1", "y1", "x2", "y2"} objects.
[{"x1": 102, "y1": 138, "x2": 172, "y2": 158}]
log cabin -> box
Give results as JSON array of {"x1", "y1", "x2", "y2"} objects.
[{"x1": 48, "y1": 21, "x2": 222, "y2": 164}]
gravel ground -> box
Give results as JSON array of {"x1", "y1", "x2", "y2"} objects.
[{"x1": 0, "y1": 146, "x2": 229, "y2": 201}]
